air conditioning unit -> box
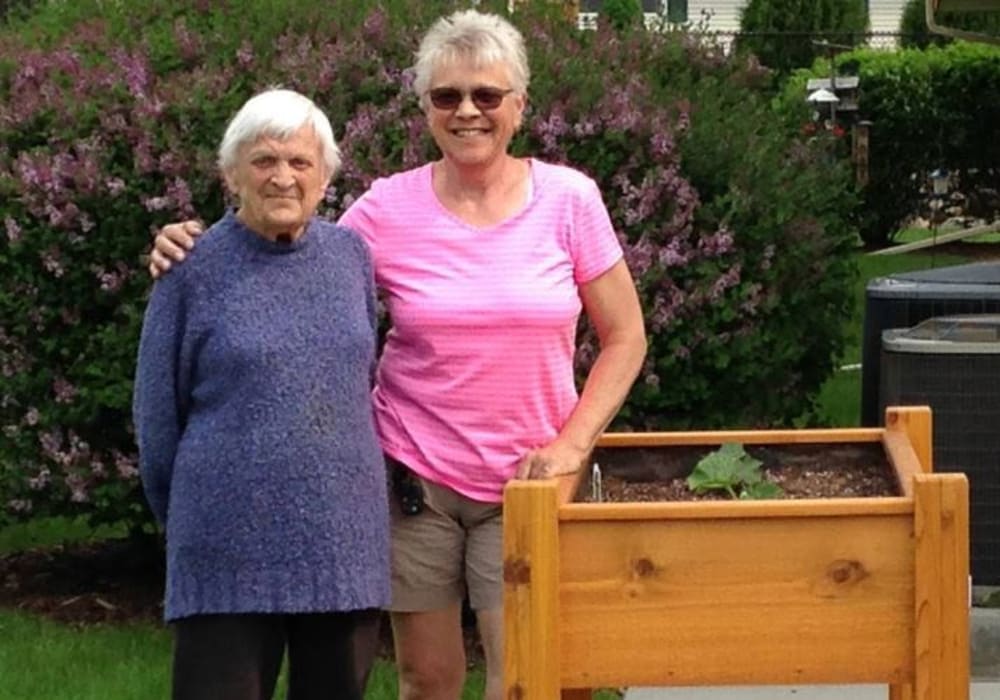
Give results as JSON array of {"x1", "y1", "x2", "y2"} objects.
[
  {"x1": 880, "y1": 314, "x2": 1000, "y2": 585},
  {"x1": 861, "y1": 261, "x2": 1000, "y2": 427}
]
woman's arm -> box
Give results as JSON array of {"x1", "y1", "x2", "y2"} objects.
[
  {"x1": 517, "y1": 259, "x2": 647, "y2": 479},
  {"x1": 132, "y1": 280, "x2": 189, "y2": 525}
]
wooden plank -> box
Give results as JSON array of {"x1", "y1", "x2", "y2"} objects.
[
  {"x1": 913, "y1": 474, "x2": 970, "y2": 700},
  {"x1": 561, "y1": 690, "x2": 592, "y2": 699},
  {"x1": 886, "y1": 406, "x2": 933, "y2": 473},
  {"x1": 867, "y1": 221, "x2": 1000, "y2": 256},
  {"x1": 504, "y1": 480, "x2": 562, "y2": 699},
  {"x1": 557, "y1": 515, "x2": 914, "y2": 687},
  {"x1": 556, "y1": 469, "x2": 586, "y2": 506},
  {"x1": 560, "y1": 497, "x2": 912, "y2": 521},
  {"x1": 597, "y1": 428, "x2": 884, "y2": 448},
  {"x1": 939, "y1": 474, "x2": 970, "y2": 700},
  {"x1": 882, "y1": 430, "x2": 921, "y2": 498}
]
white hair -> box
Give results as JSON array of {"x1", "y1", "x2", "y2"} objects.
[
  {"x1": 412, "y1": 10, "x2": 530, "y2": 108},
  {"x1": 217, "y1": 88, "x2": 340, "y2": 176}
]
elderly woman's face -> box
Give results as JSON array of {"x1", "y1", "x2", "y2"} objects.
[
  {"x1": 425, "y1": 58, "x2": 524, "y2": 169},
  {"x1": 224, "y1": 125, "x2": 329, "y2": 241}
]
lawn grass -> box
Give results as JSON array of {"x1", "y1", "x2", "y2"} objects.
[
  {"x1": 813, "y1": 248, "x2": 972, "y2": 427},
  {"x1": 0, "y1": 610, "x2": 171, "y2": 699},
  {"x1": 0, "y1": 607, "x2": 488, "y2": 700}
]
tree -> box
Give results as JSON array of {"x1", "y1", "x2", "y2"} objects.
[{"x1": 737, "y1": 0, "x2": 869, "y2": 74}]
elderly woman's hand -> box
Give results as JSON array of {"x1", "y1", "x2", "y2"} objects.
[
  {"x1": 515, "y1": 440, "x2": 589, "y2": 480},
  {"x1": 149, "y1": 220, "x2": 204, "y2": 279}
]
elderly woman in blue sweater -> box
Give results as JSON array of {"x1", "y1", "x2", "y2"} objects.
[{"x1": 132, "y1": 88, "x2": 389, "y2": 700}]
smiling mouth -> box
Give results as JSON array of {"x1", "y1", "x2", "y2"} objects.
[{"x1": 451, "y1": 128, "x2": 490, "y2": 136}]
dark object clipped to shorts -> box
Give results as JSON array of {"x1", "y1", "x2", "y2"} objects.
[{"x1": 388, "y1": 458, "x2": 424, "y2": 516}]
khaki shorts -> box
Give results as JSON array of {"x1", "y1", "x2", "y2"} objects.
[{"x1": 387, "y1": 459, "x2": 503, "y2": 613}]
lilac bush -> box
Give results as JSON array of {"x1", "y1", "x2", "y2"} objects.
[{"x1": 0, "y1": 0, "x2": 856, "y2": 528}]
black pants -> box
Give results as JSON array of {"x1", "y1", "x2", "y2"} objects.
[{"x1": 172, "y1": 610, "x2": 381, "y2": 700}]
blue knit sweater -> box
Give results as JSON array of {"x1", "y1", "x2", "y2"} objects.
[{"x1": 133, "y1": 212, "x2": 390, "y2": 621}]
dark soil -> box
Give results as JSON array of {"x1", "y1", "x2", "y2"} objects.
[
  {"x1": 583, "y1": 442, "x2": 900, "y2": 503},
  {"x1": 0, "y1": 536, "x2": 165, "y2": 626}
]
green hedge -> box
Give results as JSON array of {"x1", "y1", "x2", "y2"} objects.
[
  {"x1": 0, "y1": 0, "x2": 857, "y2": 529},
  {"x1": 781, "y1": 40, "x2": 1000, "y2": 247}
]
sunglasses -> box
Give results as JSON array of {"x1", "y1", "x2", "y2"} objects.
[{"x1": 426, "y1": 86, "x2": 514, "y2": 111}]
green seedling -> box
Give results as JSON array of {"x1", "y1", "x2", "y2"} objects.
[{"x1": 686, "y1": 443, "x2": 784, "y2": 500}]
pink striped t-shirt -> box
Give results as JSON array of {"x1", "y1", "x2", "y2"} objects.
[{"x1": 339, "y1": 159, "x2": 623, "y2": 502}]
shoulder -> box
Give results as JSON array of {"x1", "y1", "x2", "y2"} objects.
[
  {"x1": 359, "y1": 164, "x2": 431, "y2": 203},
  {"x1": 312, "y1": 218, "x2": 372, "y2": 265},
  {"x1": 182, "y1": 215, "x2": 241, "y2": 272},
  {"x1": 156, "y1": 215, "x2": 241, "y2": 299},
  {"x1": 531, "y1": 159, "x2": 599, "y2": 196},
  {"x1": 338, "y1": 164, "x2": 432, "y2": 240}
]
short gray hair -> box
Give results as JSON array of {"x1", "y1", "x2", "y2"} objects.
[
  {"x1": 412, "y1": 10, "x2": 530, "y2": 108},
  {"x1": 217, "y1": 88, "x2": 341, "y2": 176}
]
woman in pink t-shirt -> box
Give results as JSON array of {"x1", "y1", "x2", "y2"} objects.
[{"x1": 150, "y1": 10, "x2": 646, "y2": 700}]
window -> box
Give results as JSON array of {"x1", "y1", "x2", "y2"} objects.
[
  {"x1": 578, "y1": 1, "x2": 686, "y2": 21},
  {"x1": 666, "y1": 0, "x2": 687, "y2": 24}
]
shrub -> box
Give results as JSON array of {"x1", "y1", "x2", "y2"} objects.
[
  {"x1": 737, "y1": 0, "x2": 869, "y2": 75},
  {"x1": 0, "y1": 0, "x2": 857, "y2": 529}
]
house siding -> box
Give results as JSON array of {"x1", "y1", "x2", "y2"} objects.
[
  {"x1": 578, "y1": 1, "x2": 908, "y2": 40},
  {"x1": 689, "y1": 0, "x2": 745, "y2": 32},
  {"x1": 869, "y1": 0, "x2": 908, "y2": 35}
]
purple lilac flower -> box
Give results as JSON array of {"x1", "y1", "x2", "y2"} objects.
[
  {"x1": 28, "y1": 468, "x2": 51, "y2": 490},
  {"x1": 53, "y1": 376, "x2": 78, "y2": 404},
  {"x1": 4, "y1": 216, "x2": 21, "y2": 243},
  {"x1": 24, "y1": 407, "x2": 40, "y2": 426},
  {"x1": 114, "y1": 450, "x2": 139, "y2": 479},
  {"x1": 104, "y1": 177, "x2": 125, "y2": 196},
  {"x1": 40, "y1": 247, "x2": 65, "y2": 277},
  {"x1": 65, "y1": 474, "x2": 88, "y2": 503},
  {"x1": 7, "y1": 499, "x2": 33, "y2": 514}
]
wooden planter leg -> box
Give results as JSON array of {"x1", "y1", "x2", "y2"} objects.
[
  {"x1": 888, "y1": 682, "x2": 914, "y2": 700},
  {"x1": 913, "y1": 473, "x2": 970, "y2": 700},
  {"x1": 504, "y1": 481, "x2": 561, "y2": 699}
]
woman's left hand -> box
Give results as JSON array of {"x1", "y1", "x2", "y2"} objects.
[{"x1": 515, "y1": 441, "x2": 588, "y2": 480}]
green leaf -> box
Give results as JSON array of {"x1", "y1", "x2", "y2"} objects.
[
  {"x1": 687, "y1": 443, "x2": 780, "y2": 500},
  {"x1": 740, "y1": 481, "x2": 785, "y2": 500}
]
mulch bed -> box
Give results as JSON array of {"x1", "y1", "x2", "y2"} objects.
[
  {"x1": 0, "y1": 535, "x2": 486, "y2": 664},
  {"x1": 0, "y1": 537, "x2": 165, "y2": 626}
]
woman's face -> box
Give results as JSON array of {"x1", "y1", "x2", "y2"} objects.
[
  {"x1": 425, "y1": 58, "x2": 525, "y2": 169},
  {"x1": 224, "y1": 125, "x2": 329, "y2": 241}
]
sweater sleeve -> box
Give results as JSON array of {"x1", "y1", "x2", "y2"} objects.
[{"x1": 132, "y1": 277, "x2": 190, "y2": 527}]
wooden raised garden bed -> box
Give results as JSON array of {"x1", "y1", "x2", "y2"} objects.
[{"x1": 503, "y1": 406, "x2": 970, "y2": 700}]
